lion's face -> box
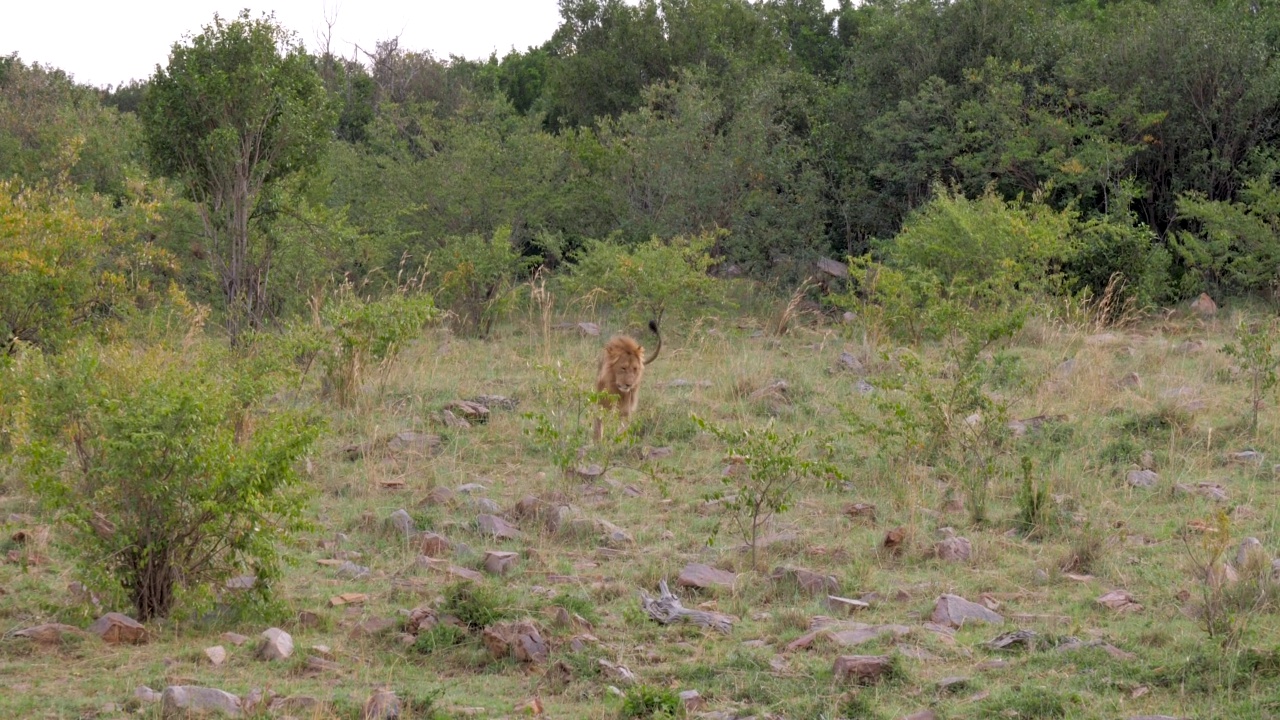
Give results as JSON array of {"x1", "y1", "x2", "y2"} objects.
[{"x1": 609, "y1": 349, "x2": 644, "y2": 393}]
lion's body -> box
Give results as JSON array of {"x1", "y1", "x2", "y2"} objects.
[{"x1": 593, "y1": 321, "x2": 661, "y2": 439}]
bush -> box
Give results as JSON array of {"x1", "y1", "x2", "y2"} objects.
[
  {"x1": 441, "y1": 582, "x2": 512, "y2": 630},
  {"x1": 13, "y1": 340, "x2": 320, "y2": 620},
  {"x1": 1172, "y1": 176, "x2": 1280, "y2": 296},
  {"x1": 619, "y1": 685, "x2": 683, "y2": 719},
  {"x1": 880, "y1": 184, "x2": 1075, "y2": 303},
  {"x1": 428, "y1": 226, "x2": 539, "y2": 336},
  {"x1": 1065, "y1": 212, "x2": 1172, "y2": 310},
  {"x1": 558, "y1": 230, "x2": 723, "y2": 326}
]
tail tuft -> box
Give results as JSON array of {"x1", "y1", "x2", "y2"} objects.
[{"x1": 648, "y1": 319, "x2": 659, "y2": 335}]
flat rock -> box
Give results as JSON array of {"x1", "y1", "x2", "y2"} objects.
[
  {"x1": 159, "y1": 686, "x2": 242, "y2": 718},
  {"x1": 420, "y1": 486, "x2": 456, "y2": 506},
  {"x1": 417, "y1": 556, "x2": 485, "y2": 582},
  {"x1": 483, "y1": 550, "x2": 519, "y2": 575},
  {"x1": 476, "y1": 514, "x2": 522, "y2": 539},
  {"x1": 825, "y1": 596, "x2": 870, "y2": 615},
  {"x1": 833, "y1": 655, "x2": 894, "y2": 684},
  {"x1": 257, "y1": 627, "x2": 293, "y2": 661},
  {"x1": 89, "y1": 612, "x2": 147, "y2": 644},
  {"x1": 935, "y1": 536, "x2": 972, "y2": 562},
  {"x1": 13, "y1": 623, "x2": 85, "y2": 644},
  {"x1": 677, "y1": 563, "x2": 737, "y2": 590},
  {"x1": 350, "y1": 617, "x2": 397, "y2": 639},
  {"x1": 363, "y1": 688, "x2": 401, "y2": 719},
  {"x1": 931, "y1": 594, "x2": 1004, "y2": 628},
  {"x1": 221, "y1": 632, "x2": 249, "y2": 646},
  {"x1": 1127, "y1": 469, "x2": 1159, "y2": 488},
  {"x1": 771, "y1": 566, "x2": 838, "y2": 595},
  {"x1": 1097, "y1": 589, "x2": 1143, "y2": 613},
  {"x1": 204, "y1": 646, "x2": 227, "y2": 666}
]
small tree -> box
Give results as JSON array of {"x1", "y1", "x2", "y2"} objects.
[
  {"x1": 693, "y1": 416, "x2": 832, "y2": 568},
  {"x1": 15, "y1": 341, "x2": 320, "y2": 620},
  {"x1": 1221, "y1": 318, "x2": 1280, "y2": 438},
  {"x1": 140, "y1": 10, "x2": 335, "y2": 342}
]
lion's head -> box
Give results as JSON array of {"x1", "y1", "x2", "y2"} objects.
[{"x1": 602, "y1": 336, "x2": 646, "y2": 393}]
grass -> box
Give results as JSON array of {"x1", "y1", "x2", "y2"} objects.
[{"x1": 3, "y1": 300, "x2": 1280, "y2": 718}]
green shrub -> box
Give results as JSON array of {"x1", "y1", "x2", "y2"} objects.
[
  {"x1": 13, "y1": 340, "x2": 319, "y2": 620},
  {"x1": 558, "y1": 230, "x2": 723, "y2": 326},
  {"x1": 1172, "y1": 175, "x2": 1280, "y2": 296},
  {"x1": 428, "y1": 226, "x2": 539, "y2": 336},
  {"x1": 441, "y1": 582, "x2": 512, "y2": 630},
  {"x1": 619, "y1": 684, "x2": 683, "y2": 719},
  {"x1": 412, "y1": 623, "x2": 468, "y2": 654}
]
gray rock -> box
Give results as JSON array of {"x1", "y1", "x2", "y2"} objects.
[
  {"x1": 88, "y1": 612, "x2": 147, "y2": 644},
  {"x1": 257, "y1": 627, "x2": 293, "y2": 661},
  {"x1": 387, "y1": 509, "x2": 414, "y2": 536},
  {"x1": 1126, "y1": 469, "x2": 1159, "y2": 488},
  {"x1": 472, "y1": 497, "x2": 502, "y2": 514},
  {"x1": 677, "y1": 563, "x2": 737, "y2": 590},
  {"x1": 1237, "y1": 537, "x2": 1267, "y2": 568},
  {"x1": 476, "y1": 514, "x2": 522, "y2": 539},
  {"x1": 337, "y1": 561, "x2": 370, "y2": 578},
  {"x1": 160, "y1": 686, "x2": 242, "y2": 718},
  {"x1": 456, "y1": 483, "x2": 488, "y2": 495},
  {"x1": 931, "y1": 594, "x2": 1004, "y2": 628},
  {"x1": 483, "y1": 550, "x2": 519, "y2": 575},
  {"x1": 935, "y1": 536, "x2": 972, "y2": 562},
  {"x1": 362, "y1": 689, "x2": 401, "y2": 719}
]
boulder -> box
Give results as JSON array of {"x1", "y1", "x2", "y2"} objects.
[
  {"x1": 832, "y1": 655, "x2": 894, "y2": 684},
  {"x1": 257, "y1": 627, "x2": 293, "y2": 661},
  {"x1": 476, "y1": 514, "x2": 522, "y2": 540},
  {"x1": 931, "y1": 594, "x2": 1004, "y2": 628},
  {"x1": 88, "y1": 612, "x2": 147, "y2": 644},
  {"x1": 159, "y1": 686, "x2": 242, "y2": 718},
  {"x1": 1190, "y1": 292, "x2": 1218, "y2": 317}
]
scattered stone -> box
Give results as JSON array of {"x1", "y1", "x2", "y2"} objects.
[
  {"x1": 89, "y1": 612, "x2": 147, "y2": 644},
  {"x1": 445, "y1": 400, "x2": 490, "y2": 423},
  {"x1": 204, "y1": 646, "x2": 227, "y2": 666},
  {"x1": 1190, "y1": 292, "x2": 1218, "y2": 317},
  {"x1": 305, "y1": 656, "x2": 342, "y2": 674},
  {"x1": 337, "y1": 561, "x2": 371, "y2": 579},
  {"x1": 363, "y1": 688, "x2": 401, "y2": 719},
  {"x1": 421, "y1": 486, "x2": 456, "y2": 506},
  {"x1": 440, "y1": 409, "x2": 470, "y2": 429},
  {"x1": 350, "y1": 617, "x2": 398, "y2": 639},
  {"x1": 221, "y1": 632, "x2": 249, "y2": 646},
  {"x1": 159, "y1": 686, "x2": 242, "y2": 718},
  {"x1": 482, "y1": 621, "x2": 549, "y2": 663},
  {"x1": 838, "y1": 352, "x2": 865, "y2": 372},
  {"x1": 472, "y1": 497, "x2": 502, "y2": 514},
  {"x1": 476, "y1": 514, "x2": 522, "y2": 540},
  {"x1": 13, "y1": 623, "x2": 85, "y2": 644},
  {"x1": 1116, "y1": 372, "x2": 1142, "y2": 389},
  {"x1": 457, "y1": 482, "x2": 488, "y2": 495},
  {"x1": 832, "y1": 655, "x2": 894, "y2": 684},
  {"x1": 329, "y1": 592, "x2": 368, "y2": 607},
  {"x1": 413, "y1": 532, "x2": 452, "y2": 557},
  {"x1": 825, "y1": 596, "x2": 870, "y2": 615},
  {"x1": 387, "y1": 509, "x2": 415, "y2": 536},
  {"x1": 1175, "y1": 482, "x2": 1228, "y2": 502},
  {"x1": 484, "y1": 550, "x2": 520, "y2": 575},
  {"x1": 1127, "y1": 469, "x2": 1159, "y2": 488},
  {"x1": 386, "y1": 431, "x2": 441, "y2": 456},
  {"x1": 771, "y1": 566, "x2": 838, "y2": 595},
  {"x1": 843, "y1": 503, "x2": 877, "y2": 524},
  {"x1": 679, "y1": 690, "x2": 706, "y2": 712},
  {"x1": 855, "y1": 378, "x2": 876, "y2": 394},
  {"x1": 135, "y1": 686, "x2": 162, "y2": 704},
  {"x1": 599, "y1": 659, "x2": 638, "y2": 685},
  {"x1": 270, "y1": 696, "x2": 325, "y2": 715},
  {"x1": 1097, "y1": 589, "x2": 1143, "y2": 613},
  {"x1": 737, "y1": 532, "x2": 799, "y2": 553},
  {"x1": 1237, "y1": 537, "x2": 1268, "y2": 568},
  {"x1": 938, "y1": 676, "x2": 971, "y2": 692},
  {"x1": 677, "y1": 563, "x2": 737, "y2": 590},
  {"x1": 931, "y1": 594, "x2": 1004, "y2": 628},
  {"x1": 986, "y1": 629, "x2": 1039, "y2": 651},
  {"x1": 935, "y1": 536, "x2": 972, "y2": 562},
  {"x1": 574, "y1": 463, "x2": 605, "y2": 480},
  {"x1": 883, "y1": 526, "x2": 908, "y2": 555},
  {"x1": 1229, "y1": 450, "x2": 1264, "y2": 465},
  {"x1": 257, "y1": 628, "x2": 293, "y2": 661},
  {"x1": 417, "y1": 556, "x2": 485, "y2": 583},
  {"x1": 641, "y1": 446, "x2": 674, "y2": 460}
]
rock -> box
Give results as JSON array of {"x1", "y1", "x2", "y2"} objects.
[
  {"x1": 472, "y1": 497, "x2": 502, "y2": 514},
  {"x1": 825, "y1": 596, "x2": 870, "y2": 615},
  {"x1": 483, "y1": 550, "x2": 519, "y2": 575},
  {"x1": 414, "y1": 530, "x2": 455, "y2": 558},
  {"x1": 297, "y1": 610, "x2": 321, "y2": 628},
  {"x1": 1190, "y1": 292, "x2": 1218, "y2": 317},
  {"x1": 843, "y1": 503, "x2": 877, "y2": 524},
  {"x1": 986, "y1": 629, "x2": 1038, "y2": 651},
  {"x1": 440, "y1": 409, "x2": 470, "y2": 429},
  {"x1": 305, "y1": 656, "x2": 342, "y2": 674},
  {"x1": 421, "y1": 486, "x2": 456, "y2": 506},
  {"x1": 482, "y1": 621, "x2": 548, "y2": 663},
  {"x1": 204, "y1": 646, "x2": 227, "y2": 666},
  {"x1": 1237, "y1": 537, "x2": 1268, "y2": 568},
  {"x1": 257, "y1": 627, "x2": 294, "y2": 661},
  {"x1": 825, "y1": 624, "x2": 911, "y2": 648},
  {"x1": 221, "y1": 632, "x2": 249, "y2": 646},
  {"x1": 159, "y1": 686, "x2": 243, "y2": 718},
  {"x1": 679, "y1": 690, "x2": 706, "y2": 712},
  {"x1": 677, "y1": 563, "x2": 737, "y2": 590},
  {"x1": 1175, "y1": 482, "x2": 1228, "y2": 502},
  {"x1": 363, "y1": 688, "x2": 401, "y2": 719},
  {"x1": 736, "y1": 532, "x2": 799, "y2": 553},
  {"x1": 1116, "y1": 372, "x2": 1142, "y2": 389},
  {"x1": 416, "y1": 556, "x2": 485, "y2": 582},
  {"x1": 476, "y1": 514, "x2": 522, "y2": 539},
  {"x1": 13, "y1": 623, "x2": 84, "y2": 644},
  {"x1": 1229, "y1": 450, "x2": 1264, "y2": 464},
  {"x1": 938, "y1": 676, "x2": 971, "y2": 692},
  {"x1": 771, "y1": 566, "x2": 838, "y2": 595},
  {"x1": 445, "y1": 400, "x2": 490, "y2": 422},
  {"x1": 350, "y1": 617, "x2": 398, "y2": 639},
  {"x1": 832, "y1": 655, "x2": 894, "y2": 684},
  {"x1": 387, "y1": 509, "x2": 415, "y2": 536},
  {"x1": 598, "y1": 659, "x2": 638, "y2": 685},
  {"x1": 386, "y1": 431, "x2": 441, "y2": 456},
  {"x1": 89, "y1": 612, "x2": 147, "y2": 644},
  {"x1": 883, "y1": 526, "x2": 907, "y2": 555},
  {"x1": 935, "y1": 536, "x2": 972, "y2": 562},
  {"x1": 838, "y1": 352, "x2": 864, "y2": 372},
  {"x1": 931, "y1": 594, "x2": 1004, "y2": 628},
  {"x1": 136, "y1": 686, "x2": 162, "y2": 704},
  {"x1": 1097, "y1": 589, "x2": 1143, "y2": 613},
  {"x1": 901, "y1": 711, "x2": 939, "y2": 720},
  {"x1": 337, "y1": 561, "x2": 371, "y2": 578},
  {"x1": 270, "y1": 696, "x2": 324, "y2": 715},
  {"x1": 1127, "y1": 469, "x2": 1159, "y2": 488}
]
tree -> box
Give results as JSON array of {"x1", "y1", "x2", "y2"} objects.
[{"x1": 140, "y1": 11, "x2": 335, "y2": 342}]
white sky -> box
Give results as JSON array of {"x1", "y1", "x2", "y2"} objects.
[{"x1": 4, "y1": 1, "x2": 843, "y2": 90}]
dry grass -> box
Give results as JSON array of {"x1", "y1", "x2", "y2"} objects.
[{"x1": 3, "y1": 298, "x2": 1280, "y2": 719}]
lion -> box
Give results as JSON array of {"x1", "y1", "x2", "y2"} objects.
[{"x1": 593, "y1": 320, "x2": 662, "y2": 440}]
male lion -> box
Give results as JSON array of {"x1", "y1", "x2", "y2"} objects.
[{"x1": 594, "y1": 320, "x2": 662, "y2": 440}]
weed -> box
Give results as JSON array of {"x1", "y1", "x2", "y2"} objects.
[
  {"x1": 1014, "y1": 456, "x2": 1055, "y2": 538},
  {"x1": 442, "y1": 582, "x2": 512, "y2": 630},
  {"x1": 412, "y1": 623, "x2": 469, "y2": 654},
  {"x1": 619, "y1": 684, "x2": 683, "y2": 719}
]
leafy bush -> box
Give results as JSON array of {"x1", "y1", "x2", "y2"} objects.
[
  {"x1": 880, "y1": 184, "x2": 1076, "y2": 303},
  {"x1": 316, "y1": 281, "x2": 438, "y2": 407},
  {"x1": 558, "y1": 230, "x2": 723, "y2": 326},
  {"x1": 1173, "y1": 176, "x2": 1280, "y2": 296},
  {"x1": 13, "y1": 340, "x2": 319, "y2": 620},
  {"x1": 826, "y1": 255, "x2": 944, "y2": 343},
  {"x1": 1221, "y1": 318, "x2": 1280, "y2": 437},
  {"x1": 441, "y1": 582, "x2": 512, "y2": 630},
  {"x1": 1065, "y1": 210, "x2": 1172, "y2": 310},
  {"x1": 619, "y1": 684, "x2": 683, "y2": 719},
  {"x1": 411, "y1": 623, "x2": 468, "y2": 654},
  {"x1": 428, "y1": 226, "x2": 539, "y2": 336}
]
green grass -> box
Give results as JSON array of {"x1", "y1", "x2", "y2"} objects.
[{"x1": 3, "y1": 304, "x2": 1280, "y2": 718}]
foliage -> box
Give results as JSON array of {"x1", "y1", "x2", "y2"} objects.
[
  {"x1": 440, "y1": 581, "x2": 512, "y2": 631},
  {"x1": 11, "y1": 340, "x2": 319, "y2": 620},
  {"x1": 558, "y1": 230, "x2": 722, "y2": 326},
  {"x1": 692, "y1": 416, "x2": 834, "y2": 568},
  {"x1": 411, "y1": 623, "x2": 468, "y2": 654},
  {"x1": 314, "y1": 280, "x2": 438, "y2": 407},
  {"x1": 139, "y1": 10, "x2": 335, "y2": 342},
  {"x1": 1173, "y1": 176, "x2": 1280, "y2": 297},
  {"x1": 826, "y1": 255, "x2": 944, "y2": 343},
  {"x1": 880, "y1": 184, "x2": 1076, "y2": 303},
  {"x1": 1221, "y1": 318, "x2": 1280, "y2": 437},
  {"x1": 428, "y1": 226, "x2": 540, "y2": 336},
  {"x1": 1014, "y1": 456, "x2": 1055, "y2": 539},
  {"x1": 618, "y1": 684, "x2": 683, "y2": 719}
]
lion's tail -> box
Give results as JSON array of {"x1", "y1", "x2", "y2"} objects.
[{"x1": 644, "y1": 319, "x2": 662, "y2": 365}]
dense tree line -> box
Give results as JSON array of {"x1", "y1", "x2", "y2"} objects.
[{"x1": 6, "y1": 0, "x2": 1280, "y2": 347}]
